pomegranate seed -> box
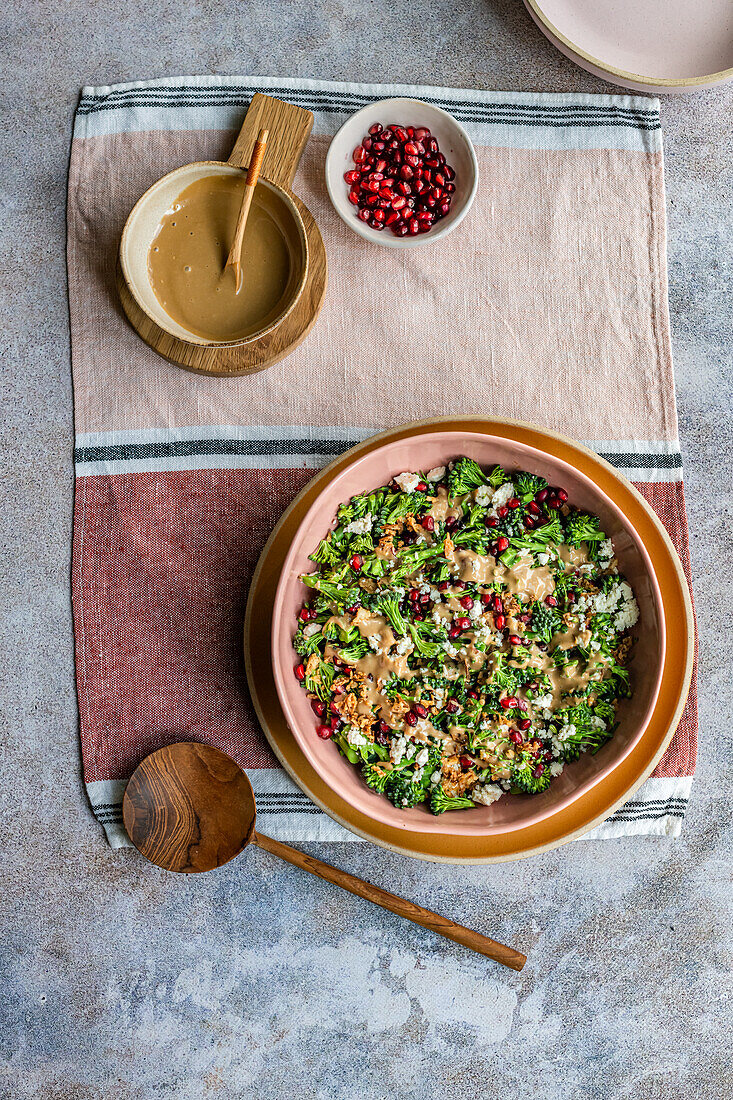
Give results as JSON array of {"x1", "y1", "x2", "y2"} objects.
[
  {"x1": 409, "y1": 588, "x2": 419, "y2": 601},
  {"x1": 298, "y1": 607, "x2": 311, "y2": 621},
  {"x1": 546, "y1": 497, "x2": 561, "y2": 510},
  {"x1": 516, "y1": 699, "x2": 528, "y2": 712},
  {"x1": 508, "y1": 634, "x2": 522, "y2": 646},
  {"x1": 459, "y1": 595, "x2": 474, "y2": 610},
  {"x1": 518, "y1": 612, "x2": 531, "y2": 623},
  {"x1": 332, "y1": 683, "x2": 344, "y2": 695},
  {"x1": 437, "y1": 581, "x2": 449, "y2": 592},
  {"x1": 413, "y1": 702, "x2": 428, "y2": 718},
  {"x1": 392, "y1": 196, "x2": 407, "y2": 210},
  {"x1": 454, "y1": 580, "x2": 467, "y2": 590},
  {"x1": 414, "y1": 127, "x2": 431, "y2": 140},
  {"x1": 467, "y1": 689, "x2": 479, "y2": 699},
  {"x1": 497, "y1": 505, "x2": 509, "y2": 518},
  {"x1": 379, "y1": 721, "x2": 391, "y2": 736},
  {"x1": 373, "y1": 209, "x2": 385, "y2": 223},
  {"x1": 408, "y1": 219, "x2": 420, "y2": 235},
  {"x1": 445, "y1": 516, "x2": 458, "y2": 531},
  {"x1": 500, "y1": 696, "x2": 518, "y2": 709},
  {"x1": 518, "y1": 718, "x2": 532, "y2": 731},
  {"x1": 445, "y1": 699, "x2": 460, "y2": 713},
  {"x1": 509, "y1": 730, "x2": 523, "y2": 745},
  {"x1": 495, "y1": 536, "x2": 510, "y2": 552},
  {"x1": 316, "y1": 724, "x2": 332, "y2": 739},
  {"x1": 344, "y1": 170, "x2": 360, "y2": 184},
  {"x1": 456, "y1": 617, "x2": 471, "y2": 631},
  {"x1": 419, "y1": 593, "x2": 430, "y2": 605},
  {"x1": 421, "y1": 515, "x2": 435, "y2": 531},
  {"x1": 353, "y1": 145, "x2": 366, "y2": 163},
  {"x1": 557, "y1": 488, "x2": 569, "y2": 503},
  {"x1": 495, "y1": 613, "x2": 506, "y2": 629},
  {"x1": 545, "y1": 595, "x2": 558, "y2": 606},
  {"x1": 328, "y1": 700, "x2": 340, "y2": 714},
  {"x1": 481, "y1": 592, "x2": 493, "y2": 606},
  {"x1": 369, "y1": 123, "x2": 382, "y2": 135},
  {"x1": 357, "y1": 208, "x2": 371, "y2": 222},
  {"x1": 533, "y1": 765, "x2": 545, "y2": 778},
  {"x1": 311, "y1": 699, "x2": 326, "y2": 717},
  {"x1": 448, "y1": 626, "x2": 461, "y2": 639},
  {"x1": 524, "y1": 517, "x2": 535, "y2": 529},
  {"x1": 295, "y1": 663, "x2": 306, "y2": 681},
  {"x1": 397, "y1": 181, "x2": 411, "y2": 196},
  {"x1": 404, "y1": 141, "x2": 418, "y2": 155},
  {"x1": 485, "y1": 516, "x2": 498, "y2": 529},
  {"x1": 459, "y1": 755, "x2": 473, "y2": 769},
  {"x1": 405, "y1": 711, "x2": 418, "y2": 727},
  {"x1": 507, "y1": 497, "x2": 520, "y2": 510},
  {"x1": 492, "y1": 596, "x2": 503, "y2": 612},
  {"x1": 350, "y1": 554, "x2": 363, "y2": 572},
  {"x1": 348, "y1": 189, "x2": 360, "y2": 206},
  {"x1": 528, "y1": 500, "x2": 542, "y2": 515},
  {"x1": 536, "y1": 488, "x2": 549, "y2": 502}
]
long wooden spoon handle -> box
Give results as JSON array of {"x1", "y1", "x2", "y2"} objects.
[
  {"x1": 252, "y1": 830, "x2": 526, "y2": 971},
  {"x1": 225, "y1": 127, "x2": 269, "y2": 292}
]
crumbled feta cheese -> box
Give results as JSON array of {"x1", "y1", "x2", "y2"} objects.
[
  {"x1": 534, "y1": 693, "x2": 553, "y2": 709},
  {"x1": 558, "y1": 723, "x2": 576, "y2": 742},
  {"x1": 346, "y1": 727, "x2": 368, "y2": 747},
  {"x1": 550, "y1": 761, "x2": 564, "y2": 777},
  {"x1": 536, "y1": 552, "x2": 550, "y2": 566},
  {"x1": 475, "y1": 484, "x2": 494, "y2": 507},
  {"x1": 390, "y1": 735, "x2": 408, "y2": 764},
  {"x1": 303, "y1": 622, "x2": 322, "y2": 637},
  {"x1": 427, "y1": 466, "x2": 445, "y2": 482},
  {"x1": 490, "y1": 482, "x2": 515, "y2": 512},
  {"x1": 472, "y1": 783, "x2": 503, "y2": 806},
  {"x1": 367, "y1": 633, "x2": 381, "y2": 652},
  {"x1": 598, "y1": 538, "x2": 614, "y2": 561},
  {"x1": 415, "y1": 747, "x2": 429, "y2": 768},
  {"x1": 429, "y1": 588, "x2": 441, "y2": 601},
  {"x1": 344, "y1": 513, "x2": 374, "y2": 535},
  {"x1": 395, "y1": 636, "x2": 413, "y2": 655},
  {"x1": 394, "y1": 471, "x2": 420, "y2": 493},
  {"x1": 430, "y1": 770, "x2": 442, "y2": 786},
  {"x1": 468, "y1": 602, "x2": 482, "y2": 620}
]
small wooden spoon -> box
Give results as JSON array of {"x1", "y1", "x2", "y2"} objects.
[
  {"x1": 122, "y1": 742, "x2": 526, "y2": 971},
  {"x1": 224, "y1": 127, "x2": 269, "y2": 293}
]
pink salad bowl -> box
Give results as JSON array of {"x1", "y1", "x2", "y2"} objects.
[{"x1": 270, "y1": 428, "x2": 666, "y2": 836}]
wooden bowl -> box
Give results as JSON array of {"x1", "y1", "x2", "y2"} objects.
[
  {"x1": 120, "y1": 163, "x2": 309, "y2": 347},
  {"x1": 270, "y1": 426, "x2": 666, "y2": 836}
]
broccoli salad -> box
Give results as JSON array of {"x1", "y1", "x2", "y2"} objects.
[{"x1": 292, "y1": 458, "x2": 639, "y2": 814}]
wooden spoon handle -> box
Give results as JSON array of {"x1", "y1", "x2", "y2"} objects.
[
  {"x1": 252, "y1": 830, "x2": 526, "y2": 971},
  {"x1": 225, "y1": 128, "x2": 268, "y2": 292}
]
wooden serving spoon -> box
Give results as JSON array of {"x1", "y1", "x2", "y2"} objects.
[
  {"x1": 224, "y1": 127, "x2": 269, "y2": 294},
  {"x1": 122, "y1": 742, "x2": 526, "y2": 971}
]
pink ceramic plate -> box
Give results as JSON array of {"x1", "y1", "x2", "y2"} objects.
[
  {"x1": 271, "y1": 429, "x2": 666, "y2": 836},
  {"x1": 524, "y1": 0, "x2": 733, "y2": 93}
]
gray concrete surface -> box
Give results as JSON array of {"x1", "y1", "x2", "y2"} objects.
[{"x1": 1, "y1": 2, "x2": 731, "y2": 1097}]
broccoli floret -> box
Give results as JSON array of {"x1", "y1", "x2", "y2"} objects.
[
  {"x1": 564, "y1": 511, "x2": 605, "y2": 547},
  {"x1": 385, "y1": 770, "x2": 429, "y2": 809},
  {"x1": 486, "y1": 464, "x2": 507, "y2": 489},
  {"x1": 429, "y1": 786, "x2": 476, "y2": 814},
  {"x1": 559, "y1": 728, "x2": 610, "y2": 763},
  {"x1": 293, "y1": 626, "x2": 322, "y2": 658},
  {"x1": 511, "y1": 756, "x2": 552, "y2": 794},
  {"x1": 304, "y1": 658, "x2": 335, "y2": 701},
  {"x1": 447, "y1": 457, "x2": 487, "y2": 497},
  {"x1": 362, "y1": 763, "x2": 391, "y2": 793},
  {"x1": 309, "y1": 538, "x2": 339, "y2": 566},
  {"x1": 514, "y1": 472, "x2": 548, "y2": 503},
  {"x1": 376, "y1": 594, "x2": 408, "y2": 637},
  {"x1": 530, "y1": 602, "x2": 562, "y2": 646}
]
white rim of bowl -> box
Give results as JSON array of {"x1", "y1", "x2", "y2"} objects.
[
  {"x1": 324, "y1": 97, "x2": 479, "y2": 248},
  {"x1": 119, "y1": 162, "x2": 310, "y2": 348}
]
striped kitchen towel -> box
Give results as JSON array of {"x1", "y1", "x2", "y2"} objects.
[{"x1": 68, "y1": 76, "x2": 696, "y2": 848}]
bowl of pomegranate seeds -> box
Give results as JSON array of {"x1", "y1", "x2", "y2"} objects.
[{"x1": 325, "y1": 98, "x2": 478, "y2": 247}]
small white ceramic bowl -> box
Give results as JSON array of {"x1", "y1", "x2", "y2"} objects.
[
  {"x1": 120, "y1": 162, "x2": 309, "y2": 347},
  {"x1": 325, "y1": 97, "x2": 478, "y2": 249}
]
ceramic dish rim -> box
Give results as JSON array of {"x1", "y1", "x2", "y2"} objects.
[
  {"x1": 523, "y1": 0, "x2": 733, "y2": 88},
  {"x1": 269, "y1": 422, "x2": 667, "y2": 836},
  {"x1": 119, "y1": 161, "x2": 310, "y2": 348},
  {"x1": 324, "y1": 96, "x2": 479, "y2": 249}
]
